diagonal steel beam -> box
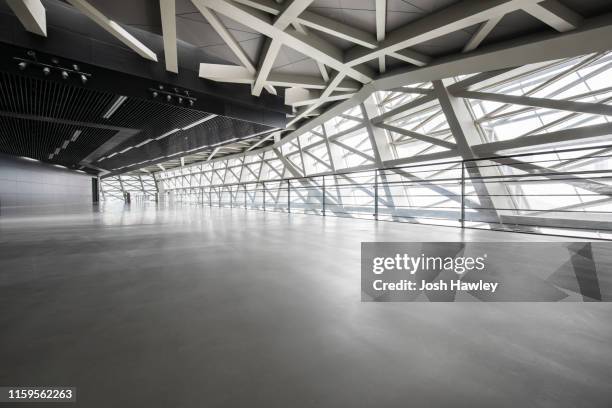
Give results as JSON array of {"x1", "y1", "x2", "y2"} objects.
[
  {"x1": 472, "y1": 122, "x2": 612, "y2": 155},
  {"x1": 376, "y1": 0, "x2": 386, "y2": 73},
  {"x1": 197, "y1": 0, "x2": 373, "y2": 84},
  {"x1": 455, "y1": 90, "x2": 612, "y2": 116},
  {"x1": 463, "y1": 15, "x2": 503, "y2": 52},
  {"x1": 376, "y1": 123, "x2": 458, "y2": 150},
  {"x1": 252, "y1": 0, "x2": 313, "y2": 96},
  {"x1": 6, "y1": 0, "x2": 46, "y2": 36},
  {"x1": 522, "y1": 0, "x2": 583, "y2": 32},
  {"x1": 371, "y1": 94, "x2": 437, "y2": 125},
  {"x1": 345, "y1": 0, "x2": 544, "y2": 66},
  {"x1": 66, "y1": 0, "x2": 157, "y2": 61},
  {"x1": 160, "y1": 0, "x2": 178, "y2": 73},
  {"x1": 491, "y1": 156, "x2": 612, "y2": 197},
  {"x1": 193, "y1": 2, "x2": 276, "y2": 95},
  {"x1": 433, "y1": 79, "x2": 514, "y2": 221}
]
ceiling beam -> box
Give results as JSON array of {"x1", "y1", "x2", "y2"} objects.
[
  {"x1": 252, "y1": 39, "x2": 282, "y2": 96},
  {"x1": 192, "y1": 2, "x2": 276, "y2": 95},
  {"x1": 198, "y1": 63, "x2": 253, "y2": 83},
  {"x1": 376, "y1": 0, "x2": 386, "y2": 73},
  {"x1": 375, "y1": 14, "x2": 612, "y2": 91},
  {"x1": 234, "y1": 0, "x2": 427, "y2": 68},
  {"x1": 522, "y1": 0, "x2": 583, "y2": 32},
  {"x1": 291, "y1": 92, "x2": 354, "y2": 107},
  {"x1": 159, "y1": 0, "x2": 178, "y2": 73},
  {"x1": 274, "y1": 0, "x2": 312, "y2": 29},
  {"x1": 287, "y1": 72, "x2": 347, "y2": 126},
  {"x1": 390, "y1": 49, "x2": 431, "y2": 67},
  {"x1": 232, "y1": 0, "x2": 284, "y2": 15},
  {"x1": 345, "y1": 0, "x2": 544, "y2": 66},
  {"x1": 66, "y1": 0, "x2": 158, "y2": 61},
  {"x1": 198, "y1": 0, "x2": 373, "y2": 84},
  {"x1": 252, "y1": 0, "x2": 313, "y2": 97},
  {"x1": 197, "y1": 64, "x2": 359, "y2": 91},
  {"x1": 268, "y1": 73, "x2": 359, "y2": 91},
  {"x1": 233, "y1": 0, "x2": 378, "y2": 50},
  {"x1": 316, "y1": 61, "x2": 329, "y2": 82},
  {"x1": 6, "y1": 0, "x2": 46, "y2": 36},
  {"x1": 193, "y1": 5, "x2": 256, "y2": 72},
  {"x1": 299, "y1": 11, "x2": 377, "y2": 48},
  {"x1": 463, "y1": 14, "x2": 503, "y2": 52}
]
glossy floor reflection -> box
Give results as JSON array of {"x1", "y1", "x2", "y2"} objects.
[{"x1": 1, "y1": 203, "x2": 611, "y2": 407}]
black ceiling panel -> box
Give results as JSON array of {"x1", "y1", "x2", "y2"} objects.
[
  {"x1": 99, "y1": 114, "x2": 272, "y2": 172},
  {"x1": 0, "y1": 64, "x2": 275, "y2": 175},
  {"x1": 0, "y1": 71, "x2": 116, "y2": 122},
  {"x1": 0, "y1": 116, "x2": 116, "y2": 166}
]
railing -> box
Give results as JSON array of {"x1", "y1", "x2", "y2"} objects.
[{"x1": 163, "y1": 145, "x2": 612, "y2": 240}]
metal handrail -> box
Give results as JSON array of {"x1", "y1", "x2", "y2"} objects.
[{"x1": 160, "y1": 143, "x2": 612, "y2": 240}]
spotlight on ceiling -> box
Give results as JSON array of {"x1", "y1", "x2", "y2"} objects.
[
  {"x1": 148, "y1": 86, "x2": 197, "y2": 106},
  {"x1": 13, "y1": 54, "x2": 93, "y2": 85}
]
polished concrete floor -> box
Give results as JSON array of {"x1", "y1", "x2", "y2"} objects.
[{"x1": 1, "y1": 204, "x2": 611, "y2": 407}]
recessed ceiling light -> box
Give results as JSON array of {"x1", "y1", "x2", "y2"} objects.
[
  {"x1": 181, "y1": 114, "x2": 217, "y2": 131},
  {"x1": 102, "y1": 95, "x2": 127, "y2": 119}
]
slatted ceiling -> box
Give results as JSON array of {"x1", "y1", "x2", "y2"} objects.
[
  {"x1": 102, "y1": 114, "x2": 272, "y2": 170},
  {"x1": 0, "y1": 69, "x2": 275, "y2": 174},
  {"x1": 105, "y1": 97, "x2": 210, "y2": 129},
  {"x1": 0, "y1": 116, "x2": 117, "y2": 165},
  {"x1": 0, "y1": 72, "x2": 115, "y2": 122},
  {"x1": 121, "y1": 133, "x2": 272, "y2": 173},
  {"x1": 54, "y1": 127, "x2": 117, "y2": 164},
  {"x1": 105, "y1": 100, "x2": 214, "y2": 152}
]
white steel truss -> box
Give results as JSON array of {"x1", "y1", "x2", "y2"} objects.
[
  {"x1": 101, "y1": 174, "x2": 157, "y2": 202},
  {"x1": 142, "y1": 51, "x2": 612, "y2": 238},
  {"x1": 15, "y1": 0, "x2": 610, "y2": 127}
]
